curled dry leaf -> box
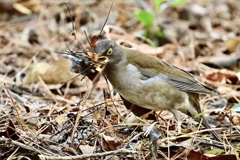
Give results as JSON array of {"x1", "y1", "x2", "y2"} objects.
[
  {"x1": 100, "y1": 132, "x2": 123, "y2": 151},
  {"x1": 231, "y1": 115, "x2": 240, "y2": 126},
  {"x1": 203, "y1": 70, "x2": 239, "y2": 87},
  {"x1": 228, "y1": 104, "x2": 240, "y2": 126}
]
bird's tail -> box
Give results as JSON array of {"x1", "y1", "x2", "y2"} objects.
[
  {"x1": 188, "y1": 93, "x2": 223, "y2": 142},
  {"x1": 201, "y1": 116, "x2": 223, "y2": 142}
]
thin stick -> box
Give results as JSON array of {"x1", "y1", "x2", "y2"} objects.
[
  {"x1": 97, "y1": 0, "x2": 114, "y2": 38},
  {"x1": 39, "y1": 148, "x2": 137, "y2": 160},
  {"x1": 65, "y1": 1, "x2": 76, "y2": 40}
]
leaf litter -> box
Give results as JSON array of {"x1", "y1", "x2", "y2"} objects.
[{"x1": 0, "y1": 0, "x2": 240, "y2": 159}]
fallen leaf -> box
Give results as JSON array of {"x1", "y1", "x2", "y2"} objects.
[
  {"x1": 187, "y1": 150, "x2": 237, "y2": 160},
  {"x1": 231, "y1": 114, "x2": 240, "y2": 126},
  {"x1": 79, "y1": 145, "x2": 95, "y2": 154},
  {"x1": 203, "y1": 70, "x2": 239, "y2": 86},
  {"x1": 223, "y1": 37, "x2": 240, "y2": 53},
  {"x1": 100, "y1": 132, "x2": 123, "y2": 151},
  {"x1": 21, "y1": 58, "x2": 77, "y2": 84}
]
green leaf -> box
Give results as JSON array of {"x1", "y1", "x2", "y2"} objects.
[
  {"x1": 156, "y1": 29, "x2": 165, "y2": 38},
  {"x1": 138, "y1": 33, "x2": 157, "y2": 47},
  {"x1": 134, "y1": 11, "x2": 154, "y2": 28},
  {"x1": 169, "y1": 0, "x2": 188, "y2": 7},
  {"x1": 155, "y1": 0, "x2": 164, "y2": 10},
  {"x1": 231, "y1": 103, "x2": 240, "y2": 112}
]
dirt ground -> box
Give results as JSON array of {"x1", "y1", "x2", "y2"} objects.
[{"x1": 0, "y1": 0, "x2": 240, "y2": 159}]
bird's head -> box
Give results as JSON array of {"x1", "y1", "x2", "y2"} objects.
[{"x1": 94, "y1": 40, "x2": 124, "y2": 66}]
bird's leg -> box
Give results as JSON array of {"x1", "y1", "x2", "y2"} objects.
[
  {"x1": 144, "y1": 123, "x2": 161, "y2": 159},
  {"x1": 171, "y1": 109, "x2": 182, "y2": 135}
]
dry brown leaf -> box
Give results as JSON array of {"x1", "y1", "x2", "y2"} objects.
[
  {"x1": 1, "y1": 0, "x2": 240, "y2": 158},
  {"x1": 203, "y1": 70, "x2": 239, "y2": 86},
  {"x1": 100, "y1": 132, "x2": 123, "y2": 151},
  {"x1": 223, "y1": 37, "x2": 240, "y2": 53},
  {"x1": 187, "y1": 150, "x2": 236, "y2": 160},
  {"x1": 22, "y1": 58, "x2": 77, "y2": 84},
  {"x1": 230, "y1": 114, "x2": 240, "y2": 126}
]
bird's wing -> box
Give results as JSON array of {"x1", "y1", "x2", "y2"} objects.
[
  {"x1": 127, "y1": 50, "x2": 217, "y2": 95},
  {"x1": 165, "y1": 65, "x2": 218, "y2": 95}
]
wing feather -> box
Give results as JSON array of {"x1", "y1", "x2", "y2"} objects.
[{"x1": 126, "y1": 49, "x2": 217, "y2": 95}]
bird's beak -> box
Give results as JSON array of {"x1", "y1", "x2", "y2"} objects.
[
  {"x1": 93, "y1": 55, "x2": 109, "y2": 72},
  {"x1": 95, "y1": 55, "x2": 109, "y2": 63}
]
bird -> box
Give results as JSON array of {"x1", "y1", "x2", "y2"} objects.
[{"x1": 94, "y1": 39, "x2": 222, "y2": 142}]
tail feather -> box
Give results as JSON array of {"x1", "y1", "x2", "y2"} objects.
[
  {"x1": 188, "y1": 93, "x2": 222, "y2": 142},
  {"x1": 202, "y1": 116, "x2": 223, "y2": 142}
]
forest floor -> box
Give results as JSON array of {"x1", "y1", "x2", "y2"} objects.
[{"x1": 0, "y1": 0, "x2": 240, "y2": 159}]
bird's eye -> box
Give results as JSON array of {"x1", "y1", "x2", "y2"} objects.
[{"x1": 107, "y1": 48, "x2": 113, "y2": 55}]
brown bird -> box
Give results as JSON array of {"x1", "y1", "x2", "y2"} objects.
[{"x1": 94, "y1": 39, "x2": 222, "y2": 142}]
